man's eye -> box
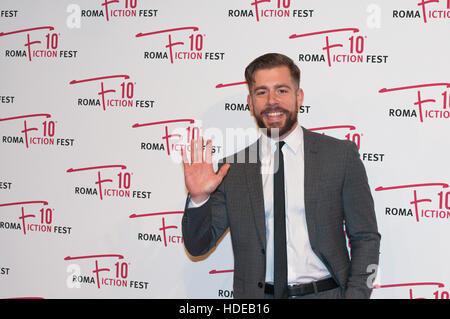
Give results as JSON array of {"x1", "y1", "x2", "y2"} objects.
[{"x1": 255, "y1": 90, "x2": 266, "y2": 95}]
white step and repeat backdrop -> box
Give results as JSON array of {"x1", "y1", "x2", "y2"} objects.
[{"x1": 1, "y1": 0, "x2": 450, "y2": 299}]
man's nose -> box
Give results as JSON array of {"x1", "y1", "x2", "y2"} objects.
[{"x1": 267, "y1": 90, "x2": 279, "y2": 105}]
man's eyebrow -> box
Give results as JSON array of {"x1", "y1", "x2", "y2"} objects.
[
  {"x1": 253, "y1": 85, "x2": 268, "y2": 91},
  {"x1": 274, "y1": 84, "x2": 292, "y2": 89},
  {"x1": 253, "y1": 84, "x2": 292, "y2": 91}
]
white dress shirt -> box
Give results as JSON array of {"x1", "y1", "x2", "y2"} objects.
[
  {"x1": 188, "y1": 124, "x2": 330, "y2": 284},
  {"x1": 260, "y1": 124, "x2": 330, "y2": 284}
]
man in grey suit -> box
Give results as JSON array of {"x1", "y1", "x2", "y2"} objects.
[{"x1": 181, "y1": 53, "x2": 380, "y2": 299}]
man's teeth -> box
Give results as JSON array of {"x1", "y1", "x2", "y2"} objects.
[{"x1": 266, "y1": 112, "x2": 283, "y2": 117}]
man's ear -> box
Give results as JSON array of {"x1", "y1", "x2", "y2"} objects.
[
  {"x1": 247, "y1": 94, "x2": 254, "y2": 115},
  {"x1": 296, "y1": 88, "x2": 304, "y2": 109}
]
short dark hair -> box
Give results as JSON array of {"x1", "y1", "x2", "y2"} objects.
[{"x1": 244, "y1": 53, "x2": 301, "y2": 92}]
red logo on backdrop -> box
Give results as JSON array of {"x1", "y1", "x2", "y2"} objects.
[
  {"x1": 0, "y1": 26, "x2": 77, "y2": 61},
  {"x1": 215, "y1": 81, "x2": 247, "y2": 89},
  {"x1": 66, "y1": 164, "x2": 150, "y2": 200},
  {"x1": 250, "y1": 0, "x2": 311, "y2": 21},
  {"x1": 136, "y1": 27, "x2": 224, "y2": 63},
  {"x1": 418, "y1": 0, "x2": 450, "y2": 23},
  {"x1": 392, "y1": 0, "x2": 450, "y2": 22},
  {"x1": 308, "y1": 125, "x2": 363, "y2": 149},
  {"x1": 69, "y1": 74, "x2": 154, "y2": 111},
  {"x1": 227, "y1": 0, "x2": 314, "y2": 21},
  {"x1": 70, "y1": 74, "x2": 131, "y2": 111},
  {"x1": 209, "y1": 269, "x2": 234, "y2": 275},
  {"x1": 81, "y1": 0, "x2": 158, "y2": 21},
  {"x1": 64, "y1": 253, "x2": 148, "y2": 290},
  {"x1": 0, "y1": 201, "x2": 71, "y2": 236},
  {"x1": 130, "y1": 211, "x2": 184, "y2": 247},
  {"x1": 374, "y1": 282, "x2": 449, "y2": 299},
  {"x1": 289, "y1": 27, "x2": 388, "y2": 67},
  {"x1": 375, "y1": 182, "x2": 450, "y2": 222},
  {"x1": 0, "y1": 113, "x2": 74, "y2": 148},
  {"x1": 379, "y1": 82, "x2": 450, "y2": 122},
  {"x1": 133, "y1": 118, "x2": 198, "y2": 156},
  {"x1": 209, "y1": 268, "x2": 234, "y2": 298},
  {"x1": 308, "y1": 125, "x2": 386, "y2": 163},
  {"x1": 100, "y1": 0, "x2": 137, "y2": 21}
]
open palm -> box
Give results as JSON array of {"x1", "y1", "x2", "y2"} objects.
[{"x1": 182, "y1": 137, "x2": 230, "y2": 204}]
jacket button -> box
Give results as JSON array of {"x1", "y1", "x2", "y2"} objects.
[
  {"x1": 258, "y1": 282, "x2": 263, "y2": 288},
  {"x1": 261, "y1": 249, "x2": 265, "y2": 255}
]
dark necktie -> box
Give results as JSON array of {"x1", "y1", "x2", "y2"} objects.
[{"x1": 274, "y1": 141, "x2": 288, "y2": 299}]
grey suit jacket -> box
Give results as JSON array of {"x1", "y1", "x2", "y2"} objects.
[{"x1": 182, "y1": 127, "x2": 380, "y2": 299}]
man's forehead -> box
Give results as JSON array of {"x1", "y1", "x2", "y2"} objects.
[
  {"x1": 252, "y1": 66, "x2": 297, "y2": 88},
  {"x1": 253, "y1": 65, "x2": 291, "y2": 77}
]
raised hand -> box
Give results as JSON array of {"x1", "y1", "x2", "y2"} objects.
[{"x1": 181, "y1": 136, "x2": 230, "y2": 204}]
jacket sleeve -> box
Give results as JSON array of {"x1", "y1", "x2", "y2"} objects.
[
  {"x1": 342, "y1": 142, "x2": 381, "y2": 299},
  {"x1": 182, "y1": 167, "x2": 230, "y2": 257}
]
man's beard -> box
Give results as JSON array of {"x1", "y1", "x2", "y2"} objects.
[{"x1": 254, "y1": 106, "x2": 298, "y2": 138}]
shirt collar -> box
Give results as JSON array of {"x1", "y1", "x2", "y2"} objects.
[
  {"x1": 259, "y1": 123, "x2": 303, "y2": 158},
  {"x1": 283, "y1": 123, "x2": 303, "y2": 155}
]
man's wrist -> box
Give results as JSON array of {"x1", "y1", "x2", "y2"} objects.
[
  {"x1": 190, "y1": 194, "x2": 209, "y2": 204},
  {"x1": 188, "y1": 194, "x2": 210, "y2": 208}
]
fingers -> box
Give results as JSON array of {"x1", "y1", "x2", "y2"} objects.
[
  {"x1": 196, "y1": 136, "x2": 204, "y2": 163},
  {"x1": 205, "y1": 139, "x2": 213, "y2": 163},
  {"x1": 183, "y1": 136, "x2": 216, "y2": 165},
  {"x1": 181, "y1": 146, "x2": 189, "y2": 169},
  {"x1": 217, "y1": 163, "x2": 230, "y2": 180},
  {"x1": 188, "y1": 136, "x2": 206, "y2": 164},
  {"x1": 190, "y1": 137, "x2": 202, "y2": 164},
  {"x1": 190, "y1": 137, "x2": 195, "y2": 164}
]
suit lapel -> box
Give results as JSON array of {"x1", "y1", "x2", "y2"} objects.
[
  {"x1": 244, "y1": 141, "x2": 266, "y2": 249},
  {"x1": 303, "y1": 127, "x2": 320, "y2": 242}
]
